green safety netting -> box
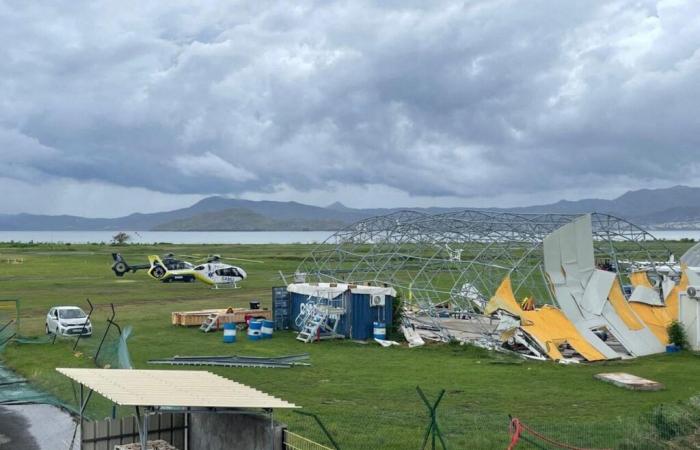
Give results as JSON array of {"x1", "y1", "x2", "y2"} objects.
[
  {"x1": 0, "y1": 299, "x2": 133, "y2": 410},
  {"x1": 0, "y1": 365, "x2": 71, "y2": 408},
  {"x1": 92, "y1": 324, "x2": 134, "y2": 370}
]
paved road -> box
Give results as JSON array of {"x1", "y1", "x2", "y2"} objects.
[{"x1": 0, "y1": 405, "x2": 78, "y2": 450}]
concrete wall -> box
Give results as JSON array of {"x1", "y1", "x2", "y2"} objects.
[{"x1": 189, "y1": 412, "x2": 286, "y2": 450}]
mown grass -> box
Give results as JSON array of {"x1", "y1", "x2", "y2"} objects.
[{"x1": 1, "y1": 242, "x2": 699, "y2": 448}]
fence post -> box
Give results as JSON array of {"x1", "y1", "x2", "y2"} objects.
[{"x1": 417, "y1": 386, "x2": 448, "y2": 450}]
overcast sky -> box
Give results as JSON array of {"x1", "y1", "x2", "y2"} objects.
[{"x1": 1, "y1": 0, "x2": 699, "y2": 217}]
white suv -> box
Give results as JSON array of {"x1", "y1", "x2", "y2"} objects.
[{"x1": 46, "y1": 306, "x2": 92, "y2": 336}]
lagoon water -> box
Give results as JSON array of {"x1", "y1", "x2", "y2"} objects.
[
  {"x1": 0, "y1": 229, "x2": 698, "y2": 244},
  {"x1": 0, "y1": 230, "x2": 334, "y2": 244}
]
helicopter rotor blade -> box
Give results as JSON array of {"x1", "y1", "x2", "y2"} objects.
[{"x1": 219, "y1": 256, "x2": 265, "y2": 264}]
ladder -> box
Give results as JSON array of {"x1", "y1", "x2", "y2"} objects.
[
  {"x1": 295, "y1": 302, "x2": 315, "y2": 328},
  {"x1": 296, "y1": 308, "x2": 328, "y2": 343},
  {"x1": 199, "y1": 313, "x2": 220, "y2": 333}
]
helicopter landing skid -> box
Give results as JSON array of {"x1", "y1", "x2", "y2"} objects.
[{"x1": 212, "y1": 282, "x2": 240, "y2": 290}]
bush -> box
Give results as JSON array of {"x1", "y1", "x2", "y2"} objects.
[
  {"x1": 390, "y1": 294, "x2": 404, "y2": 341},
  {"x1": 668, "y1": 321, "x2": 689, "y2": 350}
]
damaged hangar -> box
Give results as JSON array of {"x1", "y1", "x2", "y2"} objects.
[{"x1": 296, "y1": 211, "x2": 700, "y2": 361}]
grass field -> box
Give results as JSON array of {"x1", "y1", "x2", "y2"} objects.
[{"x1": 1, "y1": 242, "x2": 700, "y2": 448}]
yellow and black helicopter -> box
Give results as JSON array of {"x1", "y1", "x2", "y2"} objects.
[{"x1": 111, "y1": 253, "x2": 259, "y2": 288}]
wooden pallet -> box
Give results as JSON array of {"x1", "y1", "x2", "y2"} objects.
[
  {"x1": 114, "y1": 439, "x2": 178, "y2": 450},
  {"x1": 171, "y1": 308, "x2": 272, "y2": 327}
]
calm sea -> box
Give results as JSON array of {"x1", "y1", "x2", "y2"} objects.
[{"x1": 0, "y1": 231, "x2": 334, "y2": 244}]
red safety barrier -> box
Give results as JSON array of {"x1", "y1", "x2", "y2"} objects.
[{"x1": 507, "y1": 417, "x2": 612, "y2": 450}]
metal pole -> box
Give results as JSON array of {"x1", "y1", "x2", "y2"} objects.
[
  {"x1": 73, "y1": 298, "x2": 93, "y2": 351},
  {"x1": 94, "y1": 303, "x2": 117, "y2": 365},
  {"x1": 141, "y1": 413, "x2": 149, "y2": 449},
  {"x1": 269, "y1": 409, "x2": 274, "y2": 450},
  {"x1": 79, "y1": 384, "x2": 83, "y2": 431}
]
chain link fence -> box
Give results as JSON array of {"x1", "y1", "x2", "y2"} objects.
[{"x1": 279, "y1": 391, "x2": 700, "y2": 450}]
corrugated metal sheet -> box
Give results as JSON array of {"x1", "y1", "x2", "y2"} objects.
[
  {"x1": 348, "y1": 293, "x2": 393, "y2": 340},
  {"x1": 56, "y1": 368, "x2": 297, "y2": 409}
]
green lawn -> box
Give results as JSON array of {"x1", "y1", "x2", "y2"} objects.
[{"x1": 1, "y1": 242, "x2": 699, "y2": 449}]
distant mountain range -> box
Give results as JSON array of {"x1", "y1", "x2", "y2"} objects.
[{"x1": 2, "y1": 185, "x2": 700, "y2": 231}]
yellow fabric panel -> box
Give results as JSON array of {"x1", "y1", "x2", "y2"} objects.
[
  {"x1": 608, "y1": 279, "x2": 645, "y2": 331},
  {"x1": 627, "y1": 270, "x2": 690, "y2": 344},
  {"x1": 629, "y1": 271, "x2": 654, "y2": 288},
  {"x1": 486, "y1": 276, "x2": 606, "y2": 361},
  {"x1": 663, "y1": 271, "x2": 687, "y2": 321},
  {"x1": 521, "y1": 306, "x2": 607, "y2": 362},
  {"x1": 629, "y1": 302, "x2": 671, "y2": 344},
  {"x1": 485, "y1": 276, "x2": 523, "y2": 316}
]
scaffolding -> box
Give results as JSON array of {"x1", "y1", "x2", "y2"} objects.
[{"x1": 297, "y1": 211, "x2": 675, "y2": 345}]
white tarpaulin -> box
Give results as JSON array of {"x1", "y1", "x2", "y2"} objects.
[{"x1": 286, "y1": 283, "x2": 397, "y2": 298}]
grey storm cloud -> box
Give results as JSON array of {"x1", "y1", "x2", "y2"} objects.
[{"x1": 1, "y1": 0, "x2": 700, "y2": 206}]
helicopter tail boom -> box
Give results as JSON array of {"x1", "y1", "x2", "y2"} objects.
[
  {"x1": 111, "y1": 253, "x2": 131, "y2": 277},
  {"x1": 111, "y1": 253, "x2": 150, "y2": 277}
]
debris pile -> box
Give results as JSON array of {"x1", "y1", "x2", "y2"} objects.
[{"x1": 147, "y1": 353, "x2": 311, "y2": 369}]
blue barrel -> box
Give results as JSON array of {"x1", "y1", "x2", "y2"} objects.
[
  {"x1": 248, "y1": 320, "x2": 262, "y2": 341},
  {"x1": 373, "y1": 322, "x2": 386, "y2": 340},
  {"x1": 261, "y1": 320, "x2": 274, "y2": 339},
  {"x1": 223, "y1": 322, "x2": 236, "y2": 343}
]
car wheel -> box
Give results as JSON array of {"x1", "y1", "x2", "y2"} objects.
[{"x1": 45, "y1": 324, "x2": 50, "y2": 334}]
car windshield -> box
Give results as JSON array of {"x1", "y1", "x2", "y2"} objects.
[{"x1": 59, "y1": 309, "x2": 86, "y2": 319}]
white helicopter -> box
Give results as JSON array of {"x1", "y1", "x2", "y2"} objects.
[{"x1": 111, "y1": 253, "x2": 261, "y2": 288}]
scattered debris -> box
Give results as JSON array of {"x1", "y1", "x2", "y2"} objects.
[
  {"x1": 594, "y1": 372, "x2": 664, "y2": 391},
  {"x1": 147, "y1": 353, "x2": 311, "y2": 369},
  {"x1": 374, "y1": 338, "x2": 400, "y2": 347},
  {"x1": 400, "y1": 320, "x2": 425, "y2": 348}
]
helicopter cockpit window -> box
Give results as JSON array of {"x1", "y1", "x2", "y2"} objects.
[{"x1": 194, "y1": 265, "x2": 205, "y2": 271}]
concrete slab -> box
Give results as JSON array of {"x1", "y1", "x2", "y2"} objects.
[
  {"x1": 594, "y1": 372, "x2": 664, "y2": 391},
  {"x1": 0, "y1": 406, "x2": 40, "y2": 450},
  {"x1": 1, "y1": 404, "x2": 79, "y2": 450}
]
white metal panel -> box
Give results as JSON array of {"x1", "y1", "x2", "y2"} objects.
[
  {"x1": 679, "y1": 293, "x2": 700, "y2": 351},
  {"x1": 629, "y1": 286, "x2": 664, "y2": 306},
  {"x1": 543, "y1": 215, "x2": 664, "y2": 358},
  {"x1": 581, "y1": 270, "x2": 616, "y2": 316}
]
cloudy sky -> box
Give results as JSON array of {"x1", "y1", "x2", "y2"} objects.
[{"x1": 1, "y1": 0, "x2": 699, "y2": 217}]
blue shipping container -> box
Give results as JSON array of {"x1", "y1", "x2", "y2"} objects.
[{"x1": 291, "y1": 291, "x2": 393, "y2": 340}]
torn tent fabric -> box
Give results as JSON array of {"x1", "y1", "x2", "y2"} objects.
[
  {"x1": 627, "y1": 270, "x2": 689, "y2": 344},
  {"x1": 486, "y1": 276, "x2": 606, "y2": 361}
]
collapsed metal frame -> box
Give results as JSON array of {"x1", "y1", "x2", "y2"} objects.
[{"x1": 298, "y1": 210, "x2": 674, "y2": 342}]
